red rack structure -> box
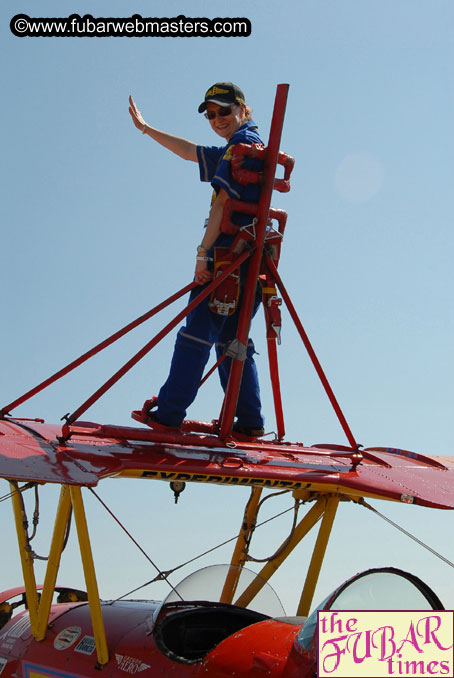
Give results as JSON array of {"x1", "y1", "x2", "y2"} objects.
[{"x1": 1, "y1": 83, "x2": 357, "y2": 450}]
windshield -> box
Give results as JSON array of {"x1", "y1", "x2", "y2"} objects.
[
  {"x1": 155, "y1": 564, "x2": 286, "y2": 620},
  {"x1": 329, "y1": 571, "x2": 439, "y2": 610},
  {"x1": 297, "y1": 567, "x2": 443, "y2": 652}
]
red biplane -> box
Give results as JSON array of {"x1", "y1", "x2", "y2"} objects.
[{"x1": 1, "y1": 84, "x2": 453, "y2": 678}]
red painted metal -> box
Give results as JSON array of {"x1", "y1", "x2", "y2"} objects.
[
  {"x1": 220, "y1": 199, "x2": 287, "y2": 238},
  {"x1": 1, "y1": 419, "x2": 454, "y2": 509},
  {"x1": 230, "y1": 142, "x2": 295, "y2": 192},
  {"x1": 0, "y1": 282, "x2": 197, "y2": 418},
  {"x1": 60, "y1": 249, "x2": 252, "y2": 439},
  {"x1": 199, "y1": 353, "x2": 227, "y2": 388},
  {"x1": 1, "y1": 84, "x2": 452, "y2": 678},
  {"x1": 0, "y1": 586, "x2": 42, "y2": 604},
  {"x1": 0, "y1": 599, "x2": 306, "y2": 678},
  {"x1": 273, "y1": 150, "x2": 295, "y2": 193},
  {"x1": 267, "y1": 338, "x2": 285, "y2": 440},
  {"x1": 219, "y1": 84, "x2": 290, "y2": 439},
  {"x1": 265, "y1": 254, "x2": 359, "y2": 450},
  {"x1": 199, "y1": 618, "x2": 300, "y2": 677}
]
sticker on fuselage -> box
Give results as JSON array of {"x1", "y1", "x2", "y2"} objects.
[
  {"x1": 74, "y1": 635, "x2": 96, "y2": 655},
  {"x1": 53, "y1": 626, "x2": 82, "y2": 651},
  {"x1": 115, "y1": 654, "x2": 150, "y2": 674}
]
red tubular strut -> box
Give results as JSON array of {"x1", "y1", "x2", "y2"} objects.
[
  {"x1": 199, "y1": 353, "x2": 227, "y2": 388},
  {"x1": 266, "y1": 338, "x2": 285, "y2": 440},
  {"x1": 219, "y1": 84, "x2": 290, "y2": 439},
  {"x1": 4, "y1": 86, "x2": 358, "y2": 454},
  {"x1": 0, "y1": 281, "x2": 197, "y2": 418},
  {"x1": 265, "y1": 255, "x2": 358, "y2": 449},
  {"x1": 61, "y1": 249, "x2": 252, "y2": 439}
]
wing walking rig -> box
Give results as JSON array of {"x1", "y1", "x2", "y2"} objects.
[{"x1": 1, "y1": 85, "x2": 453, "y2": 674}]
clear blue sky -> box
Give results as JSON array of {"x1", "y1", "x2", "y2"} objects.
[{"x1": 1, "y1": 0, "x2": 453, "y2": 613}]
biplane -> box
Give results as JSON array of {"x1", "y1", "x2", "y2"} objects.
[{"x1": 1, "y1": 84, "x2": 453, "y2": 678}]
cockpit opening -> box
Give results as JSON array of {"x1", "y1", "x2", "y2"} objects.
[{"x1": 154, "y1": 601, "x2": 269, "y2": 664}]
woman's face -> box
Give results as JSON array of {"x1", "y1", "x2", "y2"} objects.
[{"x1": 205, "y1": 102, "x2": 246, "y2": 141}]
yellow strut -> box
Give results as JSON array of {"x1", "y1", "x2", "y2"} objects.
[
  {"x1": 234, "y1": 496, "x2": 327, "y2": 609},
  {"x1": 35, "y1": 485, "x2": 72, "y2": 640},
  {"x1": 297, "y1": 494, "x2": 339, "y2": 616},
  {"x1": 220, "y1": 487, "x2": 263, "y2": 604},
  {"x1": 9, "y1": 481, "x2": 40, "y2": 630},
  {"x1": 69, "y1": 486, "x2": 109, "y2": 665}
]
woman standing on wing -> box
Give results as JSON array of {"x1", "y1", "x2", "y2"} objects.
[{"x1": 129, "y1": 82, "x2": 264, "y2": 438}]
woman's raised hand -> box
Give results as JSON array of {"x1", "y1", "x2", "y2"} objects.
[{"x1": 129, "y1": 95, "x2": 147, "y2": 132}]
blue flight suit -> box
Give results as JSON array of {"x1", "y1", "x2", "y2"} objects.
[{"x1": 156, "y1": 121, "x2": 264, "y2": 428}]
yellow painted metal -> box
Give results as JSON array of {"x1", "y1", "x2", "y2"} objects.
[
  {"x1": 297, "y1": 494, "x2": 340, "y2": 616},
  {"x1": 234, "y1": 497, "x2": 327, "y2": 609},
  {"x1": 220, "y1": 487, "x2": 263, "y2": 604},
  {"x1": 292, "y1": 489, "x2": 314, "y2": 502},
  {"x1": 69, "y1": 486, "x2": 109, "y2": 665},
  {"x1": 35, "y1": 485, "x2": 72, "y2": 641},
  {"x1": 9, "y1": 481, "x2": 40, "y2": 630},
  {"x1": 306, "y1": 484, "x2": 398, "y2": 503},
  {"x1": 114, "y1": 471, "x2": 399, "y2": 504}
]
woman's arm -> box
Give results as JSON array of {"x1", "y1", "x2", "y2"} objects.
[
  {"x1": 194, "y1": 189, "x2": 229, "y2": 285},
  {"x1": 129, "y1": 95, "x2": 198, "y2": 162}
]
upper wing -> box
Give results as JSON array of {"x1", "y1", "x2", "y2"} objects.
[{"x1": 1, "y1": 418, "x2": 453, "y2": 509}]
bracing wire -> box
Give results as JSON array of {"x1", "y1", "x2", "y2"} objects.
[
  {"x1": 0, "y1": 481, "x2": 36, "y2": 504},
  {"x1": 359, "y1": 498, "x2": 454, "y2": 569},
  {"x1": 88, "y1": 488, "x2": 184, "y2": 601},
  {"x1": 89, "y1": 487, "x2": 301, "y2": 602}
]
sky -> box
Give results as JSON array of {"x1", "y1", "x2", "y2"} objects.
[{"x1": 1, "y1": 0, "x2": 453, "y2": 616}]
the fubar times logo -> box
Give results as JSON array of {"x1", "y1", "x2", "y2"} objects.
[{"x1": 318, "y1": 611, "x2": 454, "y2": 677}]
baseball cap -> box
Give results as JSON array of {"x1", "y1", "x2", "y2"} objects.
[{"x1": 198, "y1": 82, "x2": 245, "y2": 113}]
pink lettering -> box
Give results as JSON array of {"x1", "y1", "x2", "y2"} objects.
[
  {"x1": 396, "y1": 621, "x2": 423, "y2": 654},
  {"x1": 417, "y1": 615, "x2": 453, "y2": 651}
]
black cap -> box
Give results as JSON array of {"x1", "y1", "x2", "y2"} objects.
[{"x1": 198, "y1": 82, "x2": 245, "y2": 113}]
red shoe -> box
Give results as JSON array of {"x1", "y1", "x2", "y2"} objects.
[
  {"x1": 139, "y1": 398, "x2": 180, "y2": 430},
  {"x1": 142, "y1": 397, "x2": 158, "y2": 416}
]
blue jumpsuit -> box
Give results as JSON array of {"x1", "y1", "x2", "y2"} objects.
[{"x1": 155, "y1": 120, "x2": 264, "y2": 428}]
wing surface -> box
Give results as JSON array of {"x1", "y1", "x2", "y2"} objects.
[{"x1": 1, "y1": 419, "x2": 453, "y2": 509}]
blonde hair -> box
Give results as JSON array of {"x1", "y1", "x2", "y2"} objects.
[{"x1": 240, "y1": 103, "x2": 253, "y2": 121}]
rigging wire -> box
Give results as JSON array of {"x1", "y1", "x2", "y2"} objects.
[
  {"x1": 88, "y1": 487, "x2": 184, "y2": 601},
  {"x1": 164, "y1": 502, "x2": 301, "y2": 575},
  {"x1": 112, "y1": 493, "x2": 454, "y2": 602},
  {"x1": 359, "y1": 498, "x2": 454, "y2": 569},
  {"x1": 90, "y1": 486, "x2": 301, "y2": 602},
  {"x1": 5, "y1": 480, "x2": 452, "y2": 603},
  {"x1": 0, "y1": 481, "x2": 36, "y2": 504}
]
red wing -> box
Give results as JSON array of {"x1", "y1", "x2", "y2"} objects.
[{"x1": 1, "y1": 419, "x2": 454, "y2": 509}]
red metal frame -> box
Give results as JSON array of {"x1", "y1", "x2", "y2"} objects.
[
  {"x1": 1, "y1": 83, "x2": 359, "y2": 452},
  {"x1": 218, "y1": 84, "x2": 290, "y2": 438},
  {"x1": 60, "y1": 249, "x2": 252, "y2": 440},
  {"x1": 0, "y1": 281, "x2": 196, "y2": 418},
  {"x1": 266, "y1": 337, "x2": 285, "y2": 440},
  {"x1": 264, "y1": 255, "x2": 358, "y2": 449}
]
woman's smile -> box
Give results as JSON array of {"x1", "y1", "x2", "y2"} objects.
[{"x1": 206, "y1": 102, "x2": 244, "y2": 140}]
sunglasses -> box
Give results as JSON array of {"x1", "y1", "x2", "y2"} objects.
[{"x1": 204, "y1": 106, "x2": 233, "y2": 120}]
